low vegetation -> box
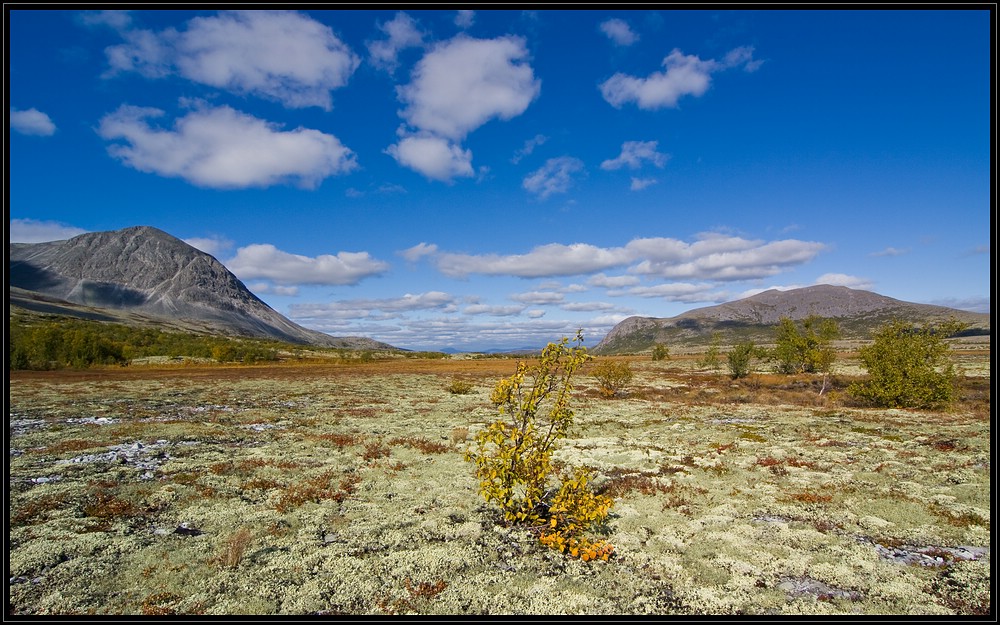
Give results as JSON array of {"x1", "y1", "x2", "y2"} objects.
[
  {"x1": 7, "y1": 323, "x2": 991, "y2": 615},
  {"x1": 466, "y1": 334, "x2": 614, "y2": 561},
  {"x1": 591, "y1": 360, "x2": 635, "y2": 398}
]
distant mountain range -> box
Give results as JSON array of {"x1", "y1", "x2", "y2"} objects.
[
  {"x1": 593, "y1": 285, "x2": 991, "y2": 354},
  {"x1": 9, "y1": 226, "x2": 393, "y2": 350}
]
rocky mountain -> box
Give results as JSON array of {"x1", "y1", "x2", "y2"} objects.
[
  {"x1": 593, "y1": 285, "x2": 991, "y2": 354},
  {"x1": 9, "y1": 226, "x2": 393, "y2": 350}
]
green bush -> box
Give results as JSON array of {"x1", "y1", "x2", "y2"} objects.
[
  {"x1": 772, "y1": 315, "x2": 840, "y2": 375},
  {"x1": 465, "y1": 333, "x2": 614, "y2": 561},
  {"x1": 651, "y1": 344, "x2": 670, "y2": 362},
  {"x1": 727, "y1": 341, "x2": 760, "y2": 379},
  {"x1": 697, "y1": 332, "x2": 723, "y2": 371},
  {"x1": 848, "y1": 319, "x2": 965, "y2": 409},
  {"x1": 592, "y1": 360, "x2": 634, "y2": 398},
  {"x1": 446, "y1": 379, "x2": 474, "y2": 395}
]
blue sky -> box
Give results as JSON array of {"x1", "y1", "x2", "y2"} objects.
[{"x1": 8, "y1": 9, "x2": 992, "y2": 351}]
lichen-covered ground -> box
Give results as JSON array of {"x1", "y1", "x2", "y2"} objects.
[{"x1": 8, "y1": 354, "x2": 991, "y2": 615}]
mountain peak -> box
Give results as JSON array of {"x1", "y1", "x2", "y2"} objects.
[
  {"x1": 9, "y1": 226, "x2": 392, "y2": 349},
  {"x1": 594, "y1": 285, "x2": 990, "y2": 354}
]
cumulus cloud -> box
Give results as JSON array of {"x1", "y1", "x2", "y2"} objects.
[
  {"x1": 97, "y1": 104, "x2": 357, "y2": 189},
  {"x1": 396, "y1": 35, "x2": 540, "y2": 141},
  {"x1": 560, "y1": 301, "x2": 616, "y2": 312},
  {"x1": 385, "y1": 134, "x2": 473, "y2": 182},
  {"x1": 225, "y1": 243, "x2": 389, "y2": 286},
  {"x1": 437, "y1": 242, "x2": 626, "y2": 279},
  {"x1": 431, "y1": 233, "x2": 827, "y2": 281},
  {"x1": 523, "y1": 156, "x2": 585, "y2": 199},
  {"x1": 929, "y1": 296, "x2": 990, "y2": 314},
  {"x1": 630, "y1": 177, "x2": 658, "y2": 191},
  {"x1": 389, "y1": 34, "x2": 539, "y2": 180},
  {"x1": 626, "y1": 235, "x2": 827, "y2": 281},
  {"x1": 80, "y1": 9, "x2": 133, "y2": 30},
  {"x1": 510, "y1": 291, "x2": 566, "y2": 305},
  {"x1": 455, "y1": 10, "x2": 475, "y2": 29},
  {"x1": 9, "y1": 218, "x2": 87, "y2": 243},
  {"x1": 618, "y1": 283, "x2": 726, "y2": 303},
  {"x1": 600, "y1": 46, "x2": 759, "y2": 110},
  {"x1": 367, "y1": 12, "x2": 424, "y2": 73},
  {"x1": 9, "y1": 108, "x2": 56, "y2": 136},
  {"x1": 870, "y1": 246, "x2": 909, "y2": 257},
  {"x1": 184, "y1": 235, "x2": 234, "y2": 258},
  {"x1": 813, "y1": 273, "x2": 874, "y2": 290},
  {"x1": 599, "y1": 18, "x2": 639, "y2": 46},
  {"x1": 103, "y1": 10, "x2": 359, "y2": 110},
  {"x1": 290, "y1": 291, "x2": 456, "y2": 321},
  {"x1": 588, "y1": 273, "x2": 640, "y2": 289},
  {"x1": 398, "y1": 242, "x2": 439, "y2": 262},
  {"x1": 463, "y1": 304, "x2": 525, "y2": 316},
  {"x1": 511, "y1": 134, "x2": 548, "y2": 164},
  {"x1": 601, "y1": 140, "x2": 668, "y2": 170},
  {"x1": 248, "y1": 282, "x2": 299, "y2": 297}
]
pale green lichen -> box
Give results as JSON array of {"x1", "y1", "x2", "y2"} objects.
[{"x1": 7, "y1": 357, "x2": 991, "y2": 615}]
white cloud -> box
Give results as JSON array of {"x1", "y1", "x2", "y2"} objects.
[
  {"x1": 104, "y1": 10, "x2": 359, "y2": 110},
  {"x1": 385, "y1": 134, "x2": 473, "y2": 182},
  {"x1": 9, "y1": 108, "x2": 56, "y2": 136},
  {"x1": 620, "y1": 283, "x2": 725, "y2": 303},
  {"x1": 437, "y1": 242, "x2": 627, "y2": 279},
  {"x1": 455, "y1": 10, "x2": 475, "y2": 29},
  {"x1": 97, "y1": 104, "x2": 357, "y2": 189},
  {"x1": 367, "y1": 12, "x2": 425, "y2": 73},
  {"x1": 398, "y1": 242, "x2": 439, "y2": 262},
  {"x1": 560, "y1": 301, "x2": 615, "y2": 312},
  {"x1": 600, "y1": 46, "x2": 758, "y2": 110},
  {"x1": 813, "y1": 273, "x2": 874, "y2": 290},
  {"x1": 601, "y1": 140, "x2": 668, "y2": 170},
  {"x1": 588, "y1": 273, "x2": 640, "y2": 289},
  {"x1": 9, "y1": 218, "x2": 87, "y2": 243},
  {"x1": 184, "y1": 235, "x2": 234, "y2": 258},
  {"x1": 523, "y1": 156, "x2": 585, "y2": 199},
  {"x1": 225, "y1": 243, "x2": 389, "y2": 286},
  {"x1": 526, "y1": 310, "x2": 547, "y2": 319},
  {"x1": 599, "y1": 18, "x2": 638, "y2": 46},
  {"x1": 511, "y1": 133, "x2": 548, "y2": 164},
  {"x1": 80, "y1": 10, "x2": 133, "y2": 31},
  {"x1": 627, "y1": 235, "x2": 827, "y2": 281},
  {"x1": 432, "y1": 233, "x2": 827, "y2": 281},
  {"x1": 510, "y1": 291, "x2": 566, "y2": 305},
  {"x1": 290, "y1": 291, "x2": 456, "y2": 321},
  {"x1": 928, "y1": 296, "x2": 990, "y2": 314},
  {"x1": 396, "y1": 35, "x2": 540, "y2": 141},
  {"x1": 463, "y1": 304, "x2": 525, "y2": 316},
  {"x1": 248, "y1": 282, "x2": 299, "y2": 297},
  {"x1": 870, "y1": 246, "x2": 909, "y2": 257},
  {"x1": 630, "y1": 177, "x2": 658, "y2": 191},
  {"x1": 722, "y1": 46, "x2": 764, "y2": 72}
]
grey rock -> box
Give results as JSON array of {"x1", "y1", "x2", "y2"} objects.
[{"x1": 10, "y1": 226, "x2": 394, "y2": 349}]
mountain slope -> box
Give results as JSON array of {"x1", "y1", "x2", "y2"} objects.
[
  {"x1": 9, "y1": 226, "x2": 392, "y2": 349},
  {"x1": 594, "y1": 285, "x2": 990, "y2": 354}
]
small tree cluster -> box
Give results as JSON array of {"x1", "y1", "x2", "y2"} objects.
[
  {"x1": 772, "y1": 316, "x2": 840, "y2": 375},
  {"x1": 849, "y1": 319, "x2": 965, "y2": 409},
  {"x1": 465, "y1": 333, "x2": 614, "y2": 561},
  {"x1": 591, "y1": 359, "x2": 635, "y2": 398},
  {"x1": 697, "y1": 332, "x2": 723, "y2": 371},
  {"x1": 727, "y1": 341, "x2": 762, "y2": 379},
  {"x1": 651, "y1": 344, "x2": 671, "y2": 362}
]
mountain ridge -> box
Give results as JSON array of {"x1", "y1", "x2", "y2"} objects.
[
  {"x1": 9, "y1": 226, "x2": 393, "y2": 350},
  {"x1": 593, "y1": 285, "x2": 990, "y2": 354}
]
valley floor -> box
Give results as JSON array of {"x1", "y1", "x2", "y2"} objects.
[{"x1": 8, "y1": 356, "x2": 992, "y2": 615}]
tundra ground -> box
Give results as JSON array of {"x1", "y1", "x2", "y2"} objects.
[{"x1": 8, "y1": 353, "x2": 991, "y2": 615}]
